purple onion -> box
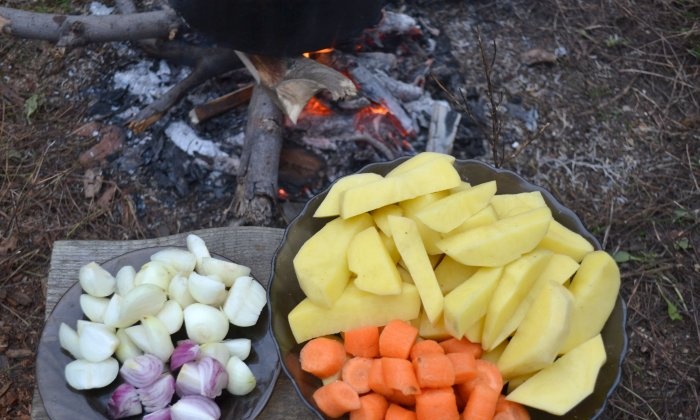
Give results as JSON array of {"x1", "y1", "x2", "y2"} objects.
[
  {"x1": 138, "y1": 373, "x2": 176, "y2": 413},
  {"x1": 175, "y1": 357, "x2": 228, "y2": 399},
  {"x1": 120, "y1": 353, "x2": 164, "y2": 388},
  {"x1": 143, "y1": 407, "x2": 172, "y2": 420},
  {"x1": 107, "y1": 383, "x2": 142, "y2": 419},
  {"x1": 170, "y1": 395, "x2": 221, "y2": 420},
  {"x1": 170, "y1": 339, "x2": 200, "y2": 371}
]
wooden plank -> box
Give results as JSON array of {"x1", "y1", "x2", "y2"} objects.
[{"x1": 32, "y1": 226, "x2": 312, "y2": 419}]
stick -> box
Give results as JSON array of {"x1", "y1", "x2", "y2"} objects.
[
  {"x1": 190, "y1": 83, "x2": 254, "y2": 124},
  {"x1": 232, "y1": 85, "x2": 284, "y2": 226}
]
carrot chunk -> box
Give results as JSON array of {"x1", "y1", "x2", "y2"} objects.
[
  {"x1": 379, "y1": 319, "x2": 419, "y2": 359},
  {"x1": 438, "y1": 337, "x2": 483, "y2": 359},
  {"x1": 342, "y1": 356, "x2": 374, "y2": 394},
  {"x1": 300, "y1": 336, "x2": 347, "y2": 378},
  {"x1": 349, "y1": 392, "x2": 389, "y2": 420},
  {"x1": 344, "y1": 326, "x2": 380, "y2": 358},
  {"x1": 385, "y1": 403, "x2": 418, "y2": 420},
  {"x1": 409, "y1": 339, "x2": 445, "y2": 361},
  {"x1": 413, "y1": 353, "x2": 456, "y2": 388},
  {"x1": 446, "y1": 352, "x2": 478, "y2": 384},
  {"x1": 382, "y1": 357, "x2": 421, "y2": 395},
  {"x1": 462, "y1": 383, "x2": 499, "y2": 420},
  {"x1": 368, "y1": 358, "x2": 393, "y2": 397},
  {"x1": 456, "y1": 359, "x2": 504, "y2": 402},
  {"x1": 415, "y1": 387, "x2": 460, "y2": 420},
  {"x1": 312, "y1": 380, "x2": 362, "y2": 418},
  {"x1": 494, "y1": 395, "x2": 531, "y2": 420}
]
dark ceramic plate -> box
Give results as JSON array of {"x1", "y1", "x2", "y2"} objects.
[
  {"x1": 36, "y1": 247, "x2": 280, "y2": 420},
  {"x1": 269, "y1": 158, "x2": 628, "y2": 420}
]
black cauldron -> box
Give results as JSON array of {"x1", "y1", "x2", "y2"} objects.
[{"x1": 168, "y1": 0, "x2": 385, "y2": 56}]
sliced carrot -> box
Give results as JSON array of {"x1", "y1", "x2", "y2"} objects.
[
  {"x1": 379, "y1": 319, "x2": 419, "y2": 359},
  {"x1": 462, "y1": 383, "x2": 499, "y2": 420},
  {"x1": 349, "y1": 392, "x2": 389, "y2": 420},
  {"x1": 342, "y1": 356, "x2": 374, "y2": 394},
  {"x1": 409, "y1": 339, "x2": 445, "y2": 361},
  {"x1": 382, "y1": 357, "x2": 421, "y2": 396},
  {"x1": 413, "y1": 353, "x2": 455, "y2": 388},
  {"x1": 385, "y1": 403, "x2": 418, "y2": 420},
  {"x1": 312, "y1": 380, "x2": 362, "y2": 418},
  {"x1": 438, "y1": 337, "x2": 483, "y2": 359},
  {"x1": 387, "y1": 388, "x2": 417, "y2": 407},
  {"x1": 300, "y1": 336, "x2": 347, "y2": 378},
  {"x1": 344, "y1": 325, "x2": 380, "y2": 358},
  {"x1": 494, "y1": 395, "x2": 531, "y2": 420},
  {"x1": 414, "y1": 387, "x2": 460, "y2": 420},
  {"x1": 455, "y1": 358, "x2": 504, "y2": 401},
  {"x1": 368, "y1": 358, "x2": 393, "y2": 397},
  {"x1": 446, "y1": 352, "x2": 478, "y2": 384}
]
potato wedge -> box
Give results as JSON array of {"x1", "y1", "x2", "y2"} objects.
[{"x1": 313, "y1": 173, "x2": 383, "y2": 218}]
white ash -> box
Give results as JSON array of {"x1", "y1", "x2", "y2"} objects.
[
  {"x1": 89, "y1": 2, "x2": 114, "y2": 16},
  {"x1": 165, "y1": 121, "x2": 240, "y2": 175},
  {"x1": 113, "y1": 60, "x2": 189, "y2": 104}
]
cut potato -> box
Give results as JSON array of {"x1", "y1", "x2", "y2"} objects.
[
  {"x1": 348, "y1": 226, "x2": 402, "y2": 295},
  {"x1": 340, "y1": 157, "x2": 461, "y2": 219},
  {"x1": 536, "y1": 219, "x2": 595, "y2": 262},
  {"x1": 450, "y1": 204, "x2": 498, "y2": 234},
  {"x1": 497, "y1": 281, "x2": 573, "y2": 379},
  {"x1": 490, "y1": 191, "x2": 547, "y2": 218},
  {"x1": 463, "y1": 316, "x2": 484, "y2": 344},
  {"x1": 288, "y1": 283, "x2": 421, "y2": 343},
  {"x1": 415, "y1": 181, "x2": 497, "y2": 233},
  {"x1": 443, "y1": 266, "x2": 503, "y2": 339},
  {"x1": 437, "y1": 206, "x2": 553, "y2": 267},
  {"x1": 370, "y1": 204, "x2": 403, "y2": 237},
  {"x1": 293, "y1": 213, "x2": 374, "y2": 308},
  {"x1": 314, "y1": 173, "x2": 383, "y2": 218},
  {"x1": 481, "y1": 250, "x2": 553, "y2": 350},
  {"x1": 400, "y1": 191, "x2": 450, "y2": 255},
  {"x1": 539, "y1": 253, "x2": 580, "y2": 285},
  {"x1": 559, "y1": 250, "x2": 621, "y2": 353},
  {"x1": 413, "y1": 311, "x2": 452, "y2": 341},
  {"x1": 434, "y1": 256, "x2": 478, "y2": 295},
  {"x1": 385, "y1": 152, "x2": 455, "y2": 177},
  {"x1": 389, "y1": 215, "x2": 444, "y2": 323},
  {"x1": 506, "y1": 334, "x2": 607, "y2": 416}
]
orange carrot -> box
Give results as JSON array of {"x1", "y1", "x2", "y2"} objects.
[
  {"x1": 409, "y1": 339, "x2": 445, "y2": 361},
  {"x1": 446, "y1": 352, "x2": 478, "y2": 384},
  {"x1": 312, "y1": 380, "x2": 362, "y2": 418},
  {"x1": 342, "y1": 356, "x2": 374, "y2": 394},
  {"x1": 462, "y1": 384, "x2": 499, "y2": 420},
  {"x1": 414, "y1": 387, "x2": 460, "y2": 420},
  {"x1": 438, "y1": 337, "x2": 483, "y2": 359},
  {"x1": 344, "y1": 325, "x2": 380, "y2": 358},
  {"x1": 379, "y1": 319, "x2": 419, "y2": 359},
  {"x1": 494, "y1": 395, "x2": 531, "y2": 420},
  {"x1": 300, "y1": 336, "x2": 347, "y2": 378},
  {"x1": 368, "y1": 358, "x2": 393, "y2": 397},
  {"x1": 413, "y1": 353, "x2": 456, "y2": 388},
  {"x1": 349, "y1": 392, "x2": 389, "y2": 420},
  {"x1": 456, "y1": 359, "x2": 504, "y2": 401},
  {"x1": 382, "y1": 357, "x2": 421, "y2": 396},
  {"x1": 387, "y1": 389, "x2": 417, "y2": 407},
  {"x1": 385, "y1": 403, "x2": 418, "y2": 420}
]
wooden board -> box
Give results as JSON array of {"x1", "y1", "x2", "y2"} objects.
[{"x1": 31, "y1": 226, "x2": 313, "y2": 420}]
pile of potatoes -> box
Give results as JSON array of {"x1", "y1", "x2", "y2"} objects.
[{"x1": 287, "y1": 152, "x2": 621, "y2": 415}]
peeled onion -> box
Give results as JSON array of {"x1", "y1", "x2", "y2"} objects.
[
  {"x1": 79, "y1": 262, "x2": 116, "y2": 298},
  {"x1": 64, "y1": 357, "x2": 119, "y2": 390},
  {"x1": 183, "y1": 303, "x2": 229, "y2": 344},
  {"x1": 151, "y1": 248, "x2": 197, "y2": 274}
]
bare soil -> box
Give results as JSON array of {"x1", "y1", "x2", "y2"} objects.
[{"x1": 1, "y1": 0, "x2": 698, "y2": 419}]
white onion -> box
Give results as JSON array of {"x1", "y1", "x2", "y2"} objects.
[
  {"x1": 168, "y1": 274, "x2": 196, "y2": 308},
  {"x1": 223, "y1": 276, "x2": 267, "y2": 327},
  {"x1": 77, "y1": 319, "x2": 115, "y2": 335},
  {"x1": 115, "y1": 328, "x2": 143, "y2": 363},
  {"x1": 142, "y1": 316, "x2": 175, "y2": 362},
  {"x1": 198, "y1": 257, "x2": 251, "y2": 288},
  {"x1": 115, "y1": 265, "x2": 136, "y2": 296},
  {"x1": 183, "y1": 303, "x2": 229, "y2": 344},
  {"x1": 134, "y1": 261, "x2": 173, "y2": 291},
  {"x1": 79, "y1": 322, "x2": 119, "y2": 362},
  {"x1": 225, "y1": 356, "x2": 256, "y2": 396},
  {"x1": 58, "y1": 322, "x2": 82, "y2": 359},
  {"x1": 170, "y1": 395, "x2": 220, "y2": 420},
  {"x1": 79, "y1": 262, "x2": 116, "y2": 297},
  {"x1": 199, "y1": 342, "x2": 230, "y2": 367},
  {"x1": 64, "y1": 357, "x2": 119, "y2": 390},
  {"x1": 151, "y1": 248, "x2": 197, "y2": 274},
  {"x1": 187, "y1": 272, "x2": 226, "y2": 306},
  {"x1": 156, "y1": 299, "x2": 184, "y2": 334},
  {"x1": 103, "y1": 293, "x2": 131, "y2": 329},
  {"x1": 79, "y1": 294, "x2": 109, "y2": 323},
  {"x1": 186, "y1": 234, "x2": 211, "y2": 272},
  {"x1": 222, "y1": 338, "x2": 252, "y2": 360},
  {"x1": 124, "y1": 324, "x2": 151, "y2": 354},
  {"x1": 120, "y1": 284, "x2": 167, "y2": 326}
]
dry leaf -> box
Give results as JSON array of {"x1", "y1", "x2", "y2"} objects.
[
  {"x1": 96, "y1": 184, "x2": 117, "y2": 209},
  {"x1": 520, "y1": 48, "x2": 558, "y2": 65},
  {"x1": 83, "y1": 168, "x2": 103, "y2": 198},
  {"x1": 0, "y1": 235, "x2": 17, "y2": 256}
]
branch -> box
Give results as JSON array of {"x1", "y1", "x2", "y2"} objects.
[{"x1": 0, "y1": 6, "x2": 179, "y2": 47}]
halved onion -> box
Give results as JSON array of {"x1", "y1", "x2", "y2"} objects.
[
  {"x1": 225, "y1": 356, "x2": 256, "y2": 396},
  {"x1": 64, "y1": 357, "x2": 119, "y2": 390},
  {"x1": 115, "y1": 265, "x2": 136, "y2": 296},
  {"x1": 222, "y1": 338, "x2": 252, "y2": 360},
  {"x1": 134, "y1": 261, "x2": 173, "y2": 291},
  {"x1": 59, "y1": 322, "x2": 82, "y2": 359},
  {"x1": 79, "y1": 322, "x2": 119, "y2": 362},
  {"x1": 150, "y1": 248, "x2": 197, "y2": 274},
  {"x1": 198, "y1": 257, "x2": 251, "y2": 288},
  {"x1": 79, "y1": 294, "x2": 109, "y2": 323},
  {"x1": 186, "y1": 234, "x2": 211, "y2": 272},
  {"x1": 169, "y1": 274, "x2": 196, "y2": 308},
  {"x1": 183, "y1": 303, "x2": 229, "y2": 344},
  {"x1": 115, "y1": 328, "x2": 143, "y2": 363},
  {"x1": 120, "y1": 284, "x2": 167, "y2": 326},
  {"x1": 223, "y1": 276, "x2": 267, "y2": 327},
  {"x1": 142, "y1": 316, "x2": 175, "y2": 362},
  {"x1": 79, "y1": 262, "x2": 116, "y2": 298},
  {"x1": 156, "y1": 299, "x2": 184, "y2": 334},
  {"x1": 187, "y1": 272, "x2": 226, "y2": 306}
]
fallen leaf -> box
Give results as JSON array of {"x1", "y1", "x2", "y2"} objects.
[
  {"x1": 78, "y1": 124, "x2": 126, "y2": 167},
  {"x1": 520, "y1": 48, "x2": 558, "y2": 65},
  {"x1": 0, "y1": 236, "x2": 17, "y2": 256},
  {"x1": 96, "y1": 184, "x2": 117, "y2": 209},
  {"x1": 83, "y1": 168, "x2": 103, "y2": 198},
  {"x1": 72, "y1": 121, "x2": 103, "y2": 137}
]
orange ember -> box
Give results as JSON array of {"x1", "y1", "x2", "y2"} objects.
[
  {"x1": 277, "y1": 188, "x2": 289, "y2": 201},
  {"x1": 302, "y1": 47, "x2": 335, "y2": 58},
  {"x1": 302, "y1": 97, "x2": 333, "y2": 117}
]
